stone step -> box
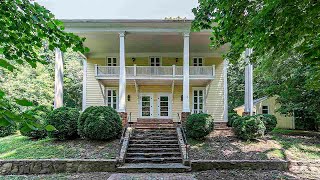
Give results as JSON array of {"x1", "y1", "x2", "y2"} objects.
[
  {"x1": 126, "y1": 152, "x2": 181, "y2": 158},
  {"x1": 131, "y1": 135, "x2": 177, "y2": 140},
  {"x1": 135, "y1": 127, "x2": 176, "y2": 130},
  {"x1": 134, "y1": 130, "x2": 177, "y2": 134},
  {"x1": 117, "y1": 163, "x2": 190, "y2": 173},
  {"x1": 129, "y1": 144, "x2": 180, "y2": 148},
  {"x1": 125, "y1": 157, "x2": 182, "y2": 163},
  {"x1": 129, "y1": 140, "x2": 178, "y2": 144},
  {"x1": 127, "y1": 147, "x2": 180, "y2": 153}
]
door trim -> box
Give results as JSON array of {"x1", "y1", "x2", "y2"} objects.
[
  {"x1": 139, "y1": 93, "x2": 154, "y2": 118},
  {"x1": 157, "y1": 93, "x2": 172, "y2": 119}
]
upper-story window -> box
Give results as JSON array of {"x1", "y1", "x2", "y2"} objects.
[
  {"x1": 262, "y1": 105, "x2": 269, "y2": 114},
  {"x1": 193, "y1": 57, "x2": 204, "y2": 66},
  {"x1": 150, "y1": 57, "x2": 161, "y2": 66},
  {"x1": 106, "y1": 57, "x2": 117, "y2": 66}
]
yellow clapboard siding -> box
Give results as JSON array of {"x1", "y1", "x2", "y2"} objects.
[{"x1": 85, "y1": 57, "x2": 226, "y2": 122}]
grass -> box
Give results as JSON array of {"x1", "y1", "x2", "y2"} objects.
[
  {"x1": 188, "y1": 129, "x2": 320, "y2": 161},
  {"x1": 0, "y1": 133, "x2": 119, "y2": 159}
]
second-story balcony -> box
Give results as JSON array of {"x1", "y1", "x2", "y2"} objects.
[{"x1": 95, "y1": 65, "x2": 215, "y2": 80}]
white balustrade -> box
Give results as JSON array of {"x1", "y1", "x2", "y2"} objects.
[{"x1": 95, "y1": 65, "x2": 215, "y2": 78}]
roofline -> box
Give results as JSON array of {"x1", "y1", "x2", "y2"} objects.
[
  {"x1": 233, "y1": 96, "x2": 268, "y2": 110},
  {"x1": 60, "y1": 19, "x2": 193, "y2": 24}
]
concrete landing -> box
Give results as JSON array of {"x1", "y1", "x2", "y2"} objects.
[{"x1": 108, "y1": 173, "x2": 196, "y2": 180}]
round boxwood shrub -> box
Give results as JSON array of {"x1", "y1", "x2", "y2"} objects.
[
  {"x1": 227, "y1": 112, "x2": 240, "y2": 127},
  {"x1": 78, "y1": 106, "x2": 122, "y2": 140},
  {"x1": 19, "y1": 106, "x2": 51, "y2": 139},
  {"x1": 46, "y1": 107, "x2": 80, "y2": 140},
  {"x1": 0, "y1": 124, "x2": 16, "y2": 137},
  {"x1": 232, "y1": 116, "x2": 266, "y2": 140},
  {"x1": 257, "y1": 114, "x2": 277, "y2": 133},
  {"x1": 186, "y1": 113, "x2": 214, "y2": 139}
]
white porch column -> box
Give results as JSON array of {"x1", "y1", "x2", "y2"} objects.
[
  {"x1": 82, "y1": 58, "x2": 87, "y2": 111},
  {"x1": 118, "y1": 32, "x2": 126, "y2": 112},
  {"x1": 182, "y1": 32, "x2": 190, "y2": 112},
  {"x1": 223, "y1": 59, "x2": 229, "y2": 121},
  {"x1": 244, "y1": 48, "x2": 253, "y2": 115},
  {"x1": 54, "y1": 48, "x2": 63, "y2": 109}
]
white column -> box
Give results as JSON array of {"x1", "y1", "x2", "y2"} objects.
[
  {"x1": 118, "y1": 32, "x2": 126, "y2": 112},
  {"x1": 82, "y1": 58, "x2": 87, "y2": 111},
  {"x1": 183, "y1": 32, "x2": 190, "y2": 112},
  {"x1": 223, "y1": 59, "x2": 228, "y2": 121},
  {"x1": 54, "y1": 48, "x2": 63, "y2": 109},
  {"x1": 244, "y1": 48, "x2": 253, "y2": 115}
]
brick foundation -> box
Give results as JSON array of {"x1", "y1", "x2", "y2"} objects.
[
  {"x1": 181, "y1": 112, "x2": 191, "y2": 126},
  {"x1": 118, "y1": 112, "x2": 128, "y2": 126}
]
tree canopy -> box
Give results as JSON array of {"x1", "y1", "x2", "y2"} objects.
[
  {"x1": 0, "y1": 0, "x2": 86, "y2": 131},
  {"x1": 192, "y1": 0, "x2": 320, "y2": 130}
]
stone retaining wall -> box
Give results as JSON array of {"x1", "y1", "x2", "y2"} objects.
[
  {"x1": 289, "y1": 160, "x2": 320, "y2": 174},
  {"x1": 0, "y1": 159, "x2": 117, "y2": 175},
  {"x1": 191, "y1": 160, "x2": 289, "y2": 171}
]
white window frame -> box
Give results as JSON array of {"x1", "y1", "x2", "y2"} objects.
[
  {"x1": 105, "y1": 57, "x2": 118, "y2": 66},
  {"x1": 262, "y1": 105, "x2": 269, "y2": 114},
  {"x1": 139, "y1": 93, "x2": 154, "y2": 118},
  {"x1": 192, "y1": 87, "x2": 206, "y2": 114},
  {"x1": 192, "y1": 57, "x2": 204, "y2": 66},
  {"x1": 104, "y1": 87, "x2": 118, "y2": 111},
  {"x1": 149, "y1": 56, "x2": 162, "y2": 66},
  {"x1": 157, "y1": 93, "x2": 172, "y2": 118}
]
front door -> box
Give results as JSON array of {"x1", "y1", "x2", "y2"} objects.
[
  {"x1": 140, "y1": 94, "x2": 153, "y2": 117},
  {"x1": 157, "y1": 94, "x2": 171, "y2": 118}
]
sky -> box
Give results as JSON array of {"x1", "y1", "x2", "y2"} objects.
[{"x1": 35, "y1": 0, "x2": 198, "y2": 19}]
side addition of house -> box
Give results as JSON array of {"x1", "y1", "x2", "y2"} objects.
[{"x1": 63, "y1": 19, "x2": 229, "y2": 124}]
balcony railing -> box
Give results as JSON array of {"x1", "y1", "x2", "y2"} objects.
[{"x1": 95, "y1": 65, "x2": 215, "y2": 79}]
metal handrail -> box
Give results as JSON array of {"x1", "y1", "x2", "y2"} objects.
[{"x1": 177, "y1": 113, "x2": 189, "y2": 159}]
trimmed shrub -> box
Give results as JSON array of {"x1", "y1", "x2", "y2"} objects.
[
  {"x1": 257, "y1": 114, "x2": 277, "y2": 133},
  {"x1": 19, "y1": 106, "x2": 52, "y2": 139},
  {"x1": 186, "y1": 113, "x2": 214, "y2": 139},
  {"x1": 0, "y1": 124, "x2": 16, "y2": 137},
  {"x1": 233, "y1": 116, "x2": 266, "y2": 140},
  {"x1": 46, "y1": 107, "x2": 80, "y2": 140},
  {"x1": 78, "y1": 106, "x2": 122, "y2": 140},
  {"x1": 227, "y1": 112, "x2": 240, "y2": 127}
]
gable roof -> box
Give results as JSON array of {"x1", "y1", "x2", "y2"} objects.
[{"x1": 233, "y1": 97, "x2": 268, "y2": 110}]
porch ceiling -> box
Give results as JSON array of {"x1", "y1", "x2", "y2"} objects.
[{"x1": 76, "y1": 32, "x2": 229, "y2": 58}]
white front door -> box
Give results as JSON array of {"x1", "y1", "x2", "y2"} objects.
[
  {"x1": 157, "y1": 94, "x2": 172, "y2": 118},
  {"x1": 140, "y1": 94, "x2": 153, "y2": 117}
]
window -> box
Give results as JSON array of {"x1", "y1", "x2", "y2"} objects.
[
  {"x1": 150, "y1": 57, "x2": 161, "y2": 66},
  {"x1": 106, "y1": 57, "x2": 117, "y2": 66},
  {"x1": 193, "y1": 57, "x2": 204, "y2": 66},
  {"x1": 105, "y1": 88, "x2": 118, "y2": 110},
  {"x1": 262, "y1": 106, "x2": 269, "y2": 114},
  {"x1": 193, "y1": 88, "x2": 205, "y2": 114}
]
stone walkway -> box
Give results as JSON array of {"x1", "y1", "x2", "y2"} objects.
[{"x1": 108, "y1": 173, "x2": 196, "y2": 180}]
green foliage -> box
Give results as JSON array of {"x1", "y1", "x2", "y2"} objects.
[
  {"x1": 78, "y1": 106, "x2": 122, "y2": 140},
  {"x1": 0, "y1": 124, "x2": 16, "y2": 137},
  {"x1": 19, "y1": 106, "x2": 52, "y2": 139},
  {"x1": 186, "y1": 113, "x2": 214, "y2": 139},
  {"x1": 0, "y1": 0, "x2": 86, "y2": 131},
  {"x1": 46, "y1": 107, "x2": 80, "y2": 140},
  {"x1": 256, "y1": 114, "x2": 277, "y2": 133},
  {"x1": 192, "y1": 0, "x2": 320, "y2": 131},
  {"x1": 233, "y1": 116, "x2": 266, "y2": 140},
  {"x1": 227, "y1": 112, "x2": 240, "y2": 127}
]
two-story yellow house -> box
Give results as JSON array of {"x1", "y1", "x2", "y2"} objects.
[{"x1": 60, "y1": 19, "x2": 228, "y2": 125}]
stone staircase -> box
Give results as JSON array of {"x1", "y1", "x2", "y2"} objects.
[{"x1": 117, "y1": 119, "x2": 190, "y2": 172}]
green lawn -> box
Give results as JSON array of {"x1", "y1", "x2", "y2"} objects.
[{"x1": 0, "y1": 134, "x2": 119, "y2": 159}]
